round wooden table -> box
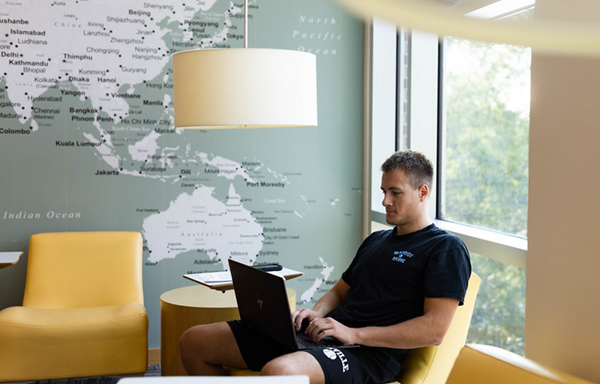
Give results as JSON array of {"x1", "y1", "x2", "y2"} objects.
[{"x1": 160, "y1": 284, "x2": 296, "y2": 376}]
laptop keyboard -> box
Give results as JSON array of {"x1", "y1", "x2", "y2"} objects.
[
  {"x1": 296, "y1": 332, "x2": 345, "y2": 348},
  {"x1": 297, "y1": 332, "x2": 324, "y2": 348}
]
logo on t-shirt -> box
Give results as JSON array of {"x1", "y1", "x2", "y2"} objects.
[
  {"x1": 322, "y1": 347, "x2": 350, "y2": 373},
  {"x1": 392, "y1": 250, "x2": 414, "y2": 263}
]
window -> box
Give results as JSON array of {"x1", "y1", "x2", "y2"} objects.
[
  {"x1": 439, "y1": 37, "x2": 531, "y2": 355},
  {"x1": 467, "y1": 252, "x2": 526, "y2": 354},
  {"x1": 439, "y1": 37, "x2": 531, "y2": 238}
]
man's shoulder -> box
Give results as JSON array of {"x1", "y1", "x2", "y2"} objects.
[
  {"x1": 367, "y1": 228, "x2": 395, "y2": 240},
  {"x1": 357, "y1": 228, "x2": 394, "y2": 250},
  {"x1": 418, "y1": 224, "x2": 468, "y2": 250},
  {"x1": 428, "y1": 224, "x2": 460, "y2": 239}
]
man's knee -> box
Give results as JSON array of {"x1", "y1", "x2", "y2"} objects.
[
  {"x1": 179, "y1": 321, "x2": 248, "y2": 375},
  {"x1": 180, "y1": 325, "x2": 199, "y2": 348},
  {"x1": 179, "y1": 324, "x2": 216, "y2": 362},
  {"x1": 179, "y1": 326, "x2": 201, "y2": 365},
  {"x1": 261, "y1": 357, "x2": 300, "y2": 376},
  {"x1": 261, "y1": 353, "x2": 325, "y2": 384}
]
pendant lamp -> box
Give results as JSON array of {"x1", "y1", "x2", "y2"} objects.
[
  {"x1": 172, "y1": 1, "x2": 317, "y2": 129},
  {"x1": 333, "y1": 0, "x2": 600, "y2": 57}
]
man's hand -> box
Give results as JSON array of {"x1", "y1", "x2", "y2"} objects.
[
  {"x1": 293, "y1": 309, "x2": 357, "y2": 345},
  {"x1": 292, "y1": 308, "x2": 319, "y2": 332},
  {"x1": 304, "y1": 317, "x2": 357, "y2": 345},
  {"x1": 291, "y1": 278, "x2": 352, "y2": 339}
]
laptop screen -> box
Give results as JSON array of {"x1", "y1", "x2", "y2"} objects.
[{"x1": 229, "y1": 259, "x2": 299, "y2": 350}]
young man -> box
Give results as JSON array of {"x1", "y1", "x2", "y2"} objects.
[{"x1": 179, "y1": 150, "x2": 471, "y2": 384}]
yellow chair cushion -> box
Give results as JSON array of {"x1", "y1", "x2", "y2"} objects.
[{"x1": 0, "y1": 302, "x2": 148, "y2": 382}]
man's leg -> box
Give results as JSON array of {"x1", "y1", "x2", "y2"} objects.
[
  {"x1": 179, "y1": 321, "x2": 247, "y2": 375},
  {"x1": 261, "y1": 351, "x2": 326, "y2": 384}
]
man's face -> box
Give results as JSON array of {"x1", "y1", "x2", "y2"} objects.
[{"x1": 381, "y1": 169, "x2": 426, "y2": 227}]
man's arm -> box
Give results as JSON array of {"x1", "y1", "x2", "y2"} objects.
[
  {"x1": 304, "y1": 297, "x2": 460, "y2": 349},
  {"x1": 292, "y1": 278, "x2": 350, "y2": 331}
]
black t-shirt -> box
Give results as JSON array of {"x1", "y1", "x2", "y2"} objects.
[{"x1": 327, "y1": 224, "x2": 471, "y2": 328}]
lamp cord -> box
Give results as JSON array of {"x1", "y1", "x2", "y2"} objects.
[{"x1": 244, "y1": 0, "x2": 248, "y2": 49}]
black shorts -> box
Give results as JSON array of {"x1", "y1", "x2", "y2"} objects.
[{"x1": 228, "y1": 320, "x2": 409, "y2": 384}]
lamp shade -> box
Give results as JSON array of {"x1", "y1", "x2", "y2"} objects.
[
  {"x1": 172, "y1": 48, "x2": 318, "y2": 129},
  {"x1": 334, "y1": 0, "x2": 600, "y2": 57}
]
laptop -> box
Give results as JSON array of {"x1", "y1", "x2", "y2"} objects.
[{"x1": 228, "y1": 259, "x2": 358, "y2": 351}]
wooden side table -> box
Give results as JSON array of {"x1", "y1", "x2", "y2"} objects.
[{"x1": 160, "y1": 284, "x2": 296, "y2": 376}]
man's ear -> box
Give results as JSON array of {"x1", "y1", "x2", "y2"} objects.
[{"x1": 419, "y1": 184, "x2": 430, "y2": 201}]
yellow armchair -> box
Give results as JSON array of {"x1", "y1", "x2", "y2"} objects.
[
  {"x1": 226, "y1": 273, "x2": 481, "y2": 382},
  {"x1": 446, "y1": 344, "x2": 594, "y2": 384},
  {"x1": 0, "y1": 231, "x2": 148, "y2": 382},
  {"x1": 391, "y1": 272, "x2": 481, "y2": 384}
]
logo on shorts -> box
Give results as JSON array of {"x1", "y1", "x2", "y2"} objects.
[{"x1": 322, "y1": 348, "x2": 349, "y2": 373}]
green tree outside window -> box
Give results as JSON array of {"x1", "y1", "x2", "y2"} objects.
[{"x1": 441, "y1": 38, "x2": 530, "y2": 355}]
